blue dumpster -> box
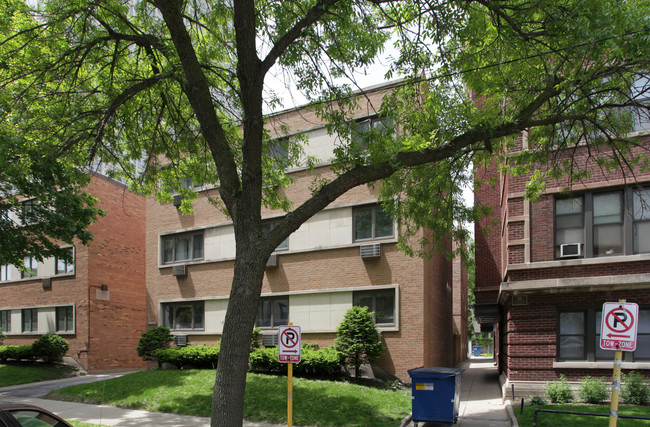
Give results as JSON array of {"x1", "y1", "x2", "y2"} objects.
[
  {"x1": 408, "y1": 367, "x2": 463, "y2": 425},
  {"x1": 472, "y1": 346, "x2": 481, "y2": 356}
]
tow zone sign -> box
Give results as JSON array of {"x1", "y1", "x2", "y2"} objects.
[
  {"x1": 278, "y1": 325, "x2": 301, "y2": 363},
  {"x1": 600, "y1": 302, "x2": 639, "y2": 351}
]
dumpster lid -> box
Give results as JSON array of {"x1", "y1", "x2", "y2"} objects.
[{"x1": 408, "y1": 367, "x2": 464, "y2": 376}]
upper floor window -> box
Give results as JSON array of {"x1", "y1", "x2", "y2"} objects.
[
  {"x1": 0, "y1": 264, "x2": 11, "y2": 282},
  {"x1": 353, "y1": 289, "x2": 396, "y2": 325},
  {"x1": 352, "y1": 116, "x2": 395, "y2": 150},
  {"x1": 56, "y1": 306, "x2": 74, "y2": 332},
  {"x1": 554, "y1": 187, "x2": 650, "y2": 259},
  {"x1": 55, "y1": 248, "x2": 75, "y2": 275},
  {"x1": 262, "y1": 220, "x2": 289, "y2": 251},
  {"x1": 256, "y1": 296, "x2": 289, "y2": 328},
  {"x1": 162, "y1": 301, "x2": 204, "y2": 330},
  {"x1": 0, "y1": 310, "x2": 10, "y2": 333},
  {"x1": 22, "y1": 308, "x2": 37, "y2": 332},
  {"x1": 21, "y1": 199, "x2": 38, "y2": 225},
  {"x1": 353, "y1": 204, "x2": 394, "y2": 241},
  {"x1": 161, "y1": 231, "x2": 204, "y2": 264},
  {"x1": 21, "y1": 257, "x2": 37, "y2": 279}
]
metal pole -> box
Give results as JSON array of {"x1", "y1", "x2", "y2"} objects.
[
  {"x1": 288, "y1": 322, "x2": 293, "y2": 427},
  {"x1": 609, "y1": 300, "x2": 625, "y2": 427}
]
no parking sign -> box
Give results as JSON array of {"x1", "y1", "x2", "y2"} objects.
[
  {"x1": 278, "y1": 325, "x2": 301, "y2": 363},
  {"x1": 600, "y1": 302, "x2": 639, "y2": 351}
]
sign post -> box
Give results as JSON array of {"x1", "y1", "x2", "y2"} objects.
[
  {"x1": 278, "y1": 324, "x2": 301, "y2": 427},
  {"x1": 600, "y1": 300, "x2": 639, "y2": 427}
]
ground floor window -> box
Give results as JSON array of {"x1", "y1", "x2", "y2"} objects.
[
  {"x1": 559, "y1": 307, "x2": 650, "y2": 362},
  {"x1": 0, "y1": 310, "x2": 10, "y2": 333},
  {"x1": 162, "y1": 301, "x2": 204, "y2": 330},
  {"x1": 56, "y1": 306, "x2": 74, "y2": 332},
  {"x1": 22, "y1": 308, "x2": 37, "y2": 332},
  {"x1": 256, "y1": 296, "x2": 289, "y2": 328},
  {"x1": 353, "y1": 288, "x2": 396, "y2": 325}
]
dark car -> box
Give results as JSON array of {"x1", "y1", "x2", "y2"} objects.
[{"x1": 0, "y1": 403, "x2": 72, "y2": 427}]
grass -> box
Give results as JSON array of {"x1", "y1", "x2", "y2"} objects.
[
  {"x1": 0, "y1": 363, "x2": 76, "y2": 387},
  {"x1": 46, "y1": 370, "x2": 410, "y2": 427},
  {"x1": 516, "y1": 404, "x2": 650, "y2": 426}
]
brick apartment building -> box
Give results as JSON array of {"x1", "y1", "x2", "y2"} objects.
[
  {"x1": 475, "y1": 122, "x2": 650, "y2": 396},
  {"x1": 0, "y1": 173, "x2": 147, "y2": 371},
  {"x1": 146, "y1": 83, "x2": 468, "y2": 381}
]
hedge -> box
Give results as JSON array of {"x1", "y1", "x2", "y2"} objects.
[
  {"x1": 0, "y1": 345, "x2": 34, "y2": 362},
  {"x1": 249, "y1": 345, "x2": 344, "y2": 377},
  {"x1": 0, "y1": 334, "x2": 70, "y2": 364},
  {"x1": 153, "y1": 344, "x2": 220, "y2": 369}
]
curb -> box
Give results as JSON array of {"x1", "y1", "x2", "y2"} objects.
[{"x1": 505, "y1": 400, "x2": 519, "y2": 427}]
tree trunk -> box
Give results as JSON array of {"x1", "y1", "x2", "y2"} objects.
[{"x1": 211, "y1": 248, "x2": 267, "y2": 426}]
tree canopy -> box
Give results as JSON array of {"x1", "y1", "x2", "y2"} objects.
[{"x1": 1, "y1": 0, "x2": 649, "y2": 424}]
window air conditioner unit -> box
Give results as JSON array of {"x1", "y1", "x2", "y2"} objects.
[
  {"x1": 172, "y1": 195, "x2": 184, "y2": 208},
  {"x1": 560, "y1": 243, "x2": 582, "y2": 258},
  {"x1": 360, "y1": 243, "x2": 381, "y2": 259},
  {"x1": 262, "y1": 333, "x2": 278, "y2": 347},
  {"x1": 172, "y1": 264, "x2": 187, "y2": 277},
  {"x1": 266, "y1": 254, "x2": 278, "y2": 268},
  {"x1": 42, "y1": 278, "x2": 52, "y2": 290},
  {"x1": 174, "y1": 335, "x2": 188, "y2": 347}
]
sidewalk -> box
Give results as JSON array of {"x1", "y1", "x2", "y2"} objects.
[
  {"x1": 405, "y1": 357, "x2": 513, "y2": 427},
  {"x1": 0, "y1": 358, "x2": 514, "y2": 426}
]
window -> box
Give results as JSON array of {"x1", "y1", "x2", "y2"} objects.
[
  {"x1": 55, "y1": 248, "x2": 74, "y2": 275},
  {"x1": 262, "y1": 220, "x2": 289, "y2": 251},
  {"x1": 555, "y1": 196, "x2": 584, "y2": 258},
  {"x1": 56, "y1": 306, "x2": 74, "y2": 332},
  {"x1": 162, "y1": 301, "x2": 204, "y2": 330},
  {"x1": 554, "y1": 187, "x2": 650, "y2": 259},
  {"x1": 352, "y1": 116, "x2": 394, "y2": 150},
  {"x1": 1, "y1": 264, "x2": 10, "y2": 281},
  {"x1": 0, "y1": 310, "x2": 10, "y2": 333},
  {"x1": 559, "y1": 307, "x2": 650, "y2": 362},
  {"x1": 22, "y1": 308, "x2": 37, "y2": 332},
  {"x1": 633, "y1": 188, "x2": 650, "y2": 253},
  {"x1": 161, "y1": 231, "x2": 204, "y2": 264},
  {"x1": 256, "y1": 296, "x2": 289, "y2": 328},
  {"x1": 21, "y1": 257, "x2": 37, "y2": 279},
  {"x1": 353, "y1": 204, "x2": 394, "y2": 241},
  {"x1": 268, "y1": 138, "x2": 291, "y2": 170},
  {"x1": 21, "y1": 199, "x2": 38, "y2": 225},
  {"x1": 7, "y1": 409, "x2": 69, "y2": 427},
  {"x1": 353, "y1": 289, "x2": 396, "y2": 325}
]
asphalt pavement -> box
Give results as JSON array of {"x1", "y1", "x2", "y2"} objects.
[{"x1": 0, "y1": 357, "x2": 514, "y2": 426}]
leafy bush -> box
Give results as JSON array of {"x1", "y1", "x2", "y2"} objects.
[
  {"x1": 622, "y1": 372, "x2": 650, "y2": 405},
  {"x1": 251, "y1": 327, "x2": 261, "y2": 350},
  {"x1": 526, "y1": 395, "x2": 548, "y2": 406},
  {"x1": 249, "y1": 344, "x2": 344, "y2": 378},
  {"x1": 137, "y1": 326, "x2": 173, "y2": 364},
  {"x1": 249, "y1": 347, "x2": 282, "y2": 373},
  {"x1": 31, "y1": 334, "x2": 69, "y2": 363},
  {"x1": 153, "y1": 344, "x2": 220, "y2": 369},
  {"x1": 335, "y1": 306, "x2": 384, "y2": 378},
  {"x1": 545, "y1": 375, "x2": 574, "y2": 403},
  {"x1": 0, "y1": 330, "x2": 5, "y2": 345},
  {"x1": 0, "y1": 345, "x2": 35, "y2": 362},
  {"x1": 579, "y1": 376, "x2": 609, "y2": 404}
]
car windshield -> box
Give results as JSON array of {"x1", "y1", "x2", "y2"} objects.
[{"x1": 7, "y1": 410, "x2": 68, "y2": 427}]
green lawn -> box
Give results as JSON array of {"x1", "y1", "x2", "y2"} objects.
[
  {"x1": 0, "y1": 363, "x2": 76, "y2": 387},
  {"x1": 47, "y1": 370, "x2": 411, "y2": 427},
  {"x1": 516, "y1": 404, "x2": 650, "y2": 426}
]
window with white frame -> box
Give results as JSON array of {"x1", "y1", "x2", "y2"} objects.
[
  {"x1": 56, "y1": 306, "x2": 74, "y2": 332},
  {"x1": 353, "y1": 204, "x2": 394, "y2": 242},
  {"x1": 55, "y1": 248, "x2": 75, "y2": 275},
  {"x1": 162, "y1": 301, "x2": 204, "y2": 330},
  {"x1": 0, "y1": 310, "x2": 10, "y2": 333},
  {"x1": 554, "y1": 187, "x2": 650, "y2": 259},
  {"x1": 256, "y1": 296, "x2": 289, "y2": 328},
  {"x1": 22, "y1": 308, "x2": 37, "y2": 332},
  {"x1": 353, "y1": 289, "x2": 396, "y2": 325},
  {"x1": 21, "y1": 257, "x2": 37, "y2": 279},
  {"x1": 262, "y1": 220, "x2": 288, "y2": 251},
  {"x1": 559, "y1": 307, "x2": 650, "y2": 362},
  {"x1": 161, "y1": 231, "x2": 204, "y2": 264},
  {"x1": 1, "y1": 264, "x2": 10, "y2": 282}
]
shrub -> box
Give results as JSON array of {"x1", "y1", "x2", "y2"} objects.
[
  {"x1": 335, "y1": 306, "x2": 384, "y2": 378},
  {"x1": 249, "y1": 347, "x2": 282, "y2": 373},
  {"x1": 137, "y1": 326, "x2": 173, "y2": 364},
  {"x1": 31, "y1": 334, "x2": 69, "y2": 363},
  {"x1": 154, "y1": 344, "x2": 220, "y2": 369},
  {"x1": 294, "y1": 345, "x2": 343, "y2": 377},
  {"x1": 251, "y1": 327, "x2": 262, "y2": 350},
  {"x1": 526, "y1": 395, "x2": 548, "y2": 406},
  {"x1": 0, "y1": 345, "x2": 33, "y2": 362},
  {"x1": 622, "y1": 372, "x2": 650, "y2": 405},
  {"x1": 579, "y1": 376, "x2": 609, "y2": 404},
  {"x1": 0, "y1": 330, "x2": 5, "y2": 345},
  {"x1": 545, "y1": 375, "x2": 573, "y2": 403}
]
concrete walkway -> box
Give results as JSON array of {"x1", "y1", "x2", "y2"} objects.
[{"x1": 0, "y1": 358, "x2": 514, "y2": 426}]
